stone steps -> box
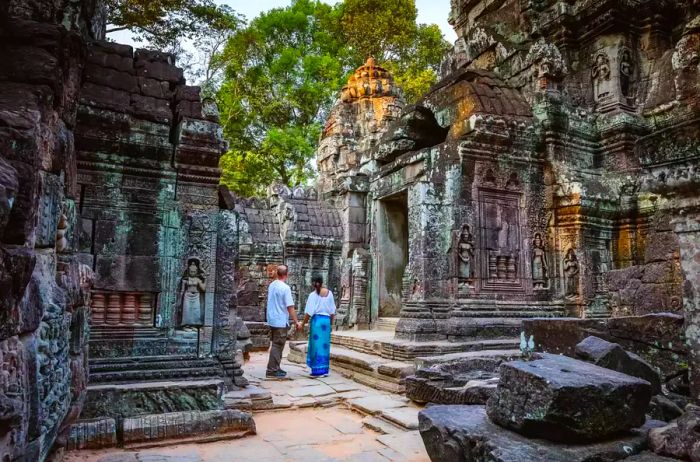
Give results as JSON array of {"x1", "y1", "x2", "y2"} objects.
[
  {"x1": 374, "y1": 317, "x2": 400, "y2": 331},
  {"x1": 331, "y1": 331, "x2": 519, "y2": 361},
  {"x1": 287, "y1": 341, "x2": 414, "y2": 393}
]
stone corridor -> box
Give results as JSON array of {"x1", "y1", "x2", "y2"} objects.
[{"x1": 64, "y1": 348, "x2": 429, "y2": 462}]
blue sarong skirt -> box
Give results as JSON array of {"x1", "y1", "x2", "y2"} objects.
[{"x1": 306, "y1": 315, "x2": 331, "y2": 376}]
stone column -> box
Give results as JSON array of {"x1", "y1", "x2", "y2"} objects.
[{"x1": 673, "y1": 213, "x2": 700, "y2": 400}]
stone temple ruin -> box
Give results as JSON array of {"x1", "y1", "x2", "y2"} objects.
[{"x1": 1, "y1": 0, "x2": 700, "y2": 460}]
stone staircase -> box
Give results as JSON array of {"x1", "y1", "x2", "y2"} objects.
[{"x1": 330, "y1": 330, "x2": 519, "y2": 361}]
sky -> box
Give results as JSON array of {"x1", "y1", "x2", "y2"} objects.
[{"x1": 110, "y1": 0, "x2": 456, "y2": 48}]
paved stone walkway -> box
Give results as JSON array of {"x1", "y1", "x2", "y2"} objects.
[{"x1": 65, "y1": 348, "x2": 429, "y2": 462}]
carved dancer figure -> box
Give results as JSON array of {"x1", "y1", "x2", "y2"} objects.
[
  {"x1": 178, "y1": 258, "x2": 206, "y2": 328},
  {"x1": 591, "y1": 51, "x2": 612, "y2": 101},
  {"x1": 458, "y1": 224, "x2": 475, "y2": 281},
  {"x1": 532, "y1": 233, "x2": 548, "y2": 289},
  {"x1": 564, "y1": 249, "x2": 580, "y2": 298}
]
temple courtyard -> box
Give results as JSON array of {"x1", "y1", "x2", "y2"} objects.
[{"x1": 63, "y1": 347, "x2": 429, "y2": 462}]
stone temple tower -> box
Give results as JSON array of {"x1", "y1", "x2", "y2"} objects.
[{"x1": 317, "y1": 57, "x2": 404, "y2": 196}]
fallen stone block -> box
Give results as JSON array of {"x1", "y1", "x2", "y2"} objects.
[
  {"x1": 122, "y1": 409, "x2": 255, "y2": 449},
  {"x1": 419, "y1": 405, "x2": 665, "y2": 462},
  {"x1": 648, "y1": 395, "x2": 684, "y2": 422},
  {"x1": 650, "y1": 404, "x2": 700, "y2": 461},
  {"x1": 486, "y1": 353, "x2": 652, "y2": 442},
  {"x1": 575, "y1": 336, "x2": 661, "y2": 394}
]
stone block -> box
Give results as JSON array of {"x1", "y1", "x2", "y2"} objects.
[
  {"x1": 649, "y1": 405, "x2": 700, "y2": 461},
  {"x1": 130, "y1": 94, "x2": 172, "y2": 124},
  {"x1": 67, "y1": 417, "x2": 117, "y2": 450},
  {"x1": 0, "y1": 152, "x2": 19, "y2": 234},
  {"x1": 174, "y1": 85, "x2": 201, "y2": 102},
  {"x1": 0, "y1": 248, "x2": 35, "y2": 338},
  {"x1": 122, "y1": 409, "x2": 255, "y2": 448},
  {"x1": 486, "y1": 354, "x2": 652, "y2": 442},
  {"x1": 80, "y1": 82, "x2": 131, "y2": 113},
  {"x1": 134, "y1": 59, "x2": 183, "y2": 83},
  {"x1": 137, "y1": 77, "x2": 171, "y2": 99},
  {"x1": 419, "y1": 405, "x2": 665, "y2": 462},
  {"x1": 84, "y1": 64, "x2": 137, "y2": 93},
  {"x1": 175, "y1": 100, "x2": 203, "y2": 120},
  {"x1": 575, "y1": 336, "x2": 661, "y2": 394},
  {"x1": 644, "y1": 232, "x2": 680, "y2": 263}
]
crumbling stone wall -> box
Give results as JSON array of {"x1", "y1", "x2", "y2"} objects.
[{"x1": 0, "y1": 0, "x2": 103, "y2": 459}]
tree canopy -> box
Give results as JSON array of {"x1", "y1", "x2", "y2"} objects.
[
  {"x1": 217, "y1": 0, "x2": 450, "y2": 197},
  {"x1": 105, "y1": 0, "x2": 241, "y2": 53}
]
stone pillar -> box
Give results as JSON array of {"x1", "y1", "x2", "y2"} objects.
[{"x1": 673, "y1": 213, "x2": 700, "y2": 400}]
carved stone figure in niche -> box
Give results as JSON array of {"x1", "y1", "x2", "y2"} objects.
[
  {"x1": 483, "y1": 199, "x2": 520, "y2": 281},
  {"x1": 458, "y1": 224, "x2": 475, "y2": 281},
  {"x1": 55, "y1": 208, "x2": 68, "y2": 252},
  {"x1": 591, "y1": 52, "x2": 612, "y2": 101},
  {"x1": 563, "y1": 249, "x2": 580, "y2": 298},
  {"x1": 178, "y1": 258, "x2": 206, "y2": 328},
  {"x1": 619, "y1": 48, "x2": 634, "y2": 98},
  {"x1": 531, "y1": 233, "x2": 548, "y2": 289}
]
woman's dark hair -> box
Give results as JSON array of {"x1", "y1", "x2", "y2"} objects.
[{"x1": 312, "y1": 274, "x2": 323, "y2": 293}]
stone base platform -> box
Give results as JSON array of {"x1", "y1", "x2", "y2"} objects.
[
  {"x1": 287, "y1": 341, "x2": 414, "y2": 393},
  {"x1": 331, "y1": 329, "x2": 519, "y2": 361},
  {"x1": 419, "y1": 405, "x2": 665, "y2": 462},
  {"x1": 67, "y1": 409, "x2": 255, "y2": 451}
]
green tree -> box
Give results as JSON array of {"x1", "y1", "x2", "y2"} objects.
[
  {"x1": 216, "y1": 0, "x2": 348, "y2": 197},
  {"x1": 105, "y1": 0, "x2": 241, "y2": 52},
  {"x1": 216, "y1": 0, "x2": 450, "y2": 196},
  {"x1": 339, "y1": 0, "x2": 451, "y2": 102}
]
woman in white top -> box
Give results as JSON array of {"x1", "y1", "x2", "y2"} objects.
[{"x1": 300, "y1": 274, "x2": 336, "y2": 377}]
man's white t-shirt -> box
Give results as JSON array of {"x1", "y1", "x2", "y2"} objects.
[{"x1": 266, "y1": 279, "x2": 294, "y2": 328}]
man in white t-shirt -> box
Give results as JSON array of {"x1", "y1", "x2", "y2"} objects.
[{"x1": 265, "y1": 265, "x2": 301, "y2": 378}]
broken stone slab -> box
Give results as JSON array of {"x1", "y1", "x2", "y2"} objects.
[
  {"x1": 575, "y1": 336, "x2": 662, "y2": 394},
  {"x1": 486, "y1": 353, "x2": 653, "y2": 443},
  {"x1": 122, "y1": 409, "x2": 255, "y2": 449},
  {"x1": 649, "y1": 404, "x2": 700, "y2": 461},
  {"x1": 419, "y1": 405, "x2": 665, "y2": 462}
]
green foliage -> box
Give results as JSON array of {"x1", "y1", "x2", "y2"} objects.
[
  {"x1": 217, "y1": 0, "x2": 346, "y2": 197},
  {"x1": 105, "y1": 0, "x2": 241, "y2": 51},
  {"x1": 217, "y1": 0, "x2": 450, "y2": 197}
]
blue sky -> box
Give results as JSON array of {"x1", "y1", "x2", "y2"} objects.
[{"x1": 111, "y1": 0, "x2": 456, "y2": 46}]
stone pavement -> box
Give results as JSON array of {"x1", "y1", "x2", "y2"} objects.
[{"x1": 64, "y1": 348, "x2": 429, "y2": 462}]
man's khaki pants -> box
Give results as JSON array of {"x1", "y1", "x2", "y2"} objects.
[{"x1": 266, "y1": 326, "x2": 287, "y2": 374}]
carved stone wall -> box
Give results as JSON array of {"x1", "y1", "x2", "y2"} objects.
[{"x1": 0, "y1": 0, "x2": 102, "y2": 458}]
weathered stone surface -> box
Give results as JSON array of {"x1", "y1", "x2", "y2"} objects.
[
  {"x1": 487, "y1": 354, "x2": 653, "y2": 442},
  {"x1": 67, "y1": 417, "x2": 117, "y2": 450},
  {"x1": 650, "y1": 405, "x2": 700, "y2": 461},
  {"x1": 575, "y1": 336, "x2": 661, "y2": 394},
  {"x1": 419, "y1": 405, "x2": 665, "y2": 462}
]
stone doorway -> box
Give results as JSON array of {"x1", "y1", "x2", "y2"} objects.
[{"x1": 377, "y1": 192, "x2": 409, "y2": 318}]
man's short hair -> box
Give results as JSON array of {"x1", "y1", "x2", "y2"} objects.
[{"x1": 277, "y1": 265, "x2": 288, "y2": 277}]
